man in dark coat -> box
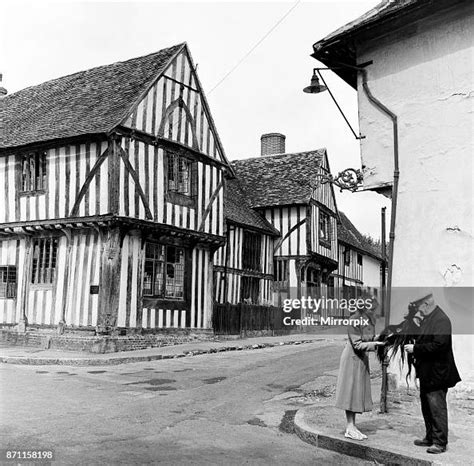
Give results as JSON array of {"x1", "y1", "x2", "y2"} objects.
[{"x1": 405, "y1": 293, "x2": 461, "y2": 454}]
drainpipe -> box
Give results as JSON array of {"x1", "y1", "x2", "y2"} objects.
[
  {"x1": 359, "y1": 69, "x2": 399, "y2": 414},
  {"x1": 317, "y1": 60, "x2": 399, "y2": 411}
]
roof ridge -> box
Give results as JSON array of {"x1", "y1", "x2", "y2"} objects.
[
  {"x1": 231, "y1": 148, "x2": 326, "y2": 164},
  {"x1": 3, "y1": 43, "x2": 185, "y2": 99}
]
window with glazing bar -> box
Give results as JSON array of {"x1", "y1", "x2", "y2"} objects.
[
  {"x1": 274, "y1": 259, "x2": 288, "y2": 283},
  {"x1": 31, "y1": 238, "x2": 58, "y2": 285},
  {"x1": 242, "y1": 231, "x2": 261, "y2": 271},
  {"x1": 20, "y1": 152, "x2": 47, "y2": 193},
  {"x1": 319, "y1": 211, "x2": 331, "y2": 247},
  {"x1": 143, "y1": 243, "x2": 185, "y2": 299},
  {"x1": 167, "y1": 152, "x2": 194, "y2": 196},
  {"x1": 0, "y1": 266, "x2": 17, "y2": 298}
]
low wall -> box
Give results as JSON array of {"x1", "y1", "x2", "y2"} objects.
[{"x1": 0, "y1": 328, "x2": 217, "y2": 354}]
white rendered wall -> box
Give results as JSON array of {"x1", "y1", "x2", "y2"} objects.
[
  {"x1": 356, "y1": 6, "x2": 474, "y2": 388},
  {"x1": 362, "y1": 255, "x2": 381, "y2": 290}
]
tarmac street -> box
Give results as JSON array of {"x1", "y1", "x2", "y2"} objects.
[{"x1": 0, "y1": 339, "x2": 373, "y2": 465}]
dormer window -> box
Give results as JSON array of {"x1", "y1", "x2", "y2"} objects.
[{"x1": 20, "y1": 152, "x2": 47, "y2": 193}]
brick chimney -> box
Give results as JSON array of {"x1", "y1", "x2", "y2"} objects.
[{"x1": 260, "y1": 133, "x2": 285, "y2": 156}]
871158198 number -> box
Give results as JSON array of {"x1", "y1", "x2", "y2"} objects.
[{"x1": 2, "y1": 450, "x2": 55, "y2": 462}]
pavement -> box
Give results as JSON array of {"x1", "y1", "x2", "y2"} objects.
[
  {"x1": 0, "y1": 331, "x2": 344, "y2": 366},
  {"x1": 293, "y1": 362, "x2": 474, "y2": 466}
]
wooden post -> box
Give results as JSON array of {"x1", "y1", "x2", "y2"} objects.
[
  {"x1": 18, "y1": 236, "x2": 33, "y2": 332},
  {"x1": 97, "y1": 227, "x2": 122, "y2": 334},
  {"x1": 108, "y1": 133, "x2": 121, "y2": 216},
  {"x1": 381, "y1": 207, "x2": 387, "y2": 318},
  {"x1": 58, "y1": 228, "x2": 72, "y2": 334},
  {"x1": 380, "y1": 206, "x2": 389, "y2": 413}
]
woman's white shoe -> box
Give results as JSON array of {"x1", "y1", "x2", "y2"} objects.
[{"x1": 344, "y1": 430, "x2": 365, "y2": 440}]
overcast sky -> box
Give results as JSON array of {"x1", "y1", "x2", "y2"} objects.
[{"x1": 1, "y1": 0, "x2": 389, "y2": 238}]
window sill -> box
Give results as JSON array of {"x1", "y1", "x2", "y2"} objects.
[
  {"x1": 143, "y1": 295, "x2": 185, "y2": 301},
  {"x1": 142, "y1": 296, "x2": 188, "y2": 310},
  {"x1": 165, "y1": 191, "x2": 196, "y2": 208},
  {"x1": 320, "y1": 240, "x2": 332, "y2": 250},
  {"x1": 30, "y1": 284, "x2": 54, "y2": 290}
]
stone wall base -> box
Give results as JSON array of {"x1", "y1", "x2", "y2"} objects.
[{"x1": 0, "y1": 328, "x2": 217, "y2": 354}]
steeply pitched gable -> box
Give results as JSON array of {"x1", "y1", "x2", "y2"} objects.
[{"x1": 121, "y1": 44, "x2": 230, "y2": 166}]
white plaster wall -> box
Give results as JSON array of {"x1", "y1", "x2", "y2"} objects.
[
  {"x1": 355, "y1": 5, "x2": 474, "y2": 388},
  {"x1": 362, "y1": 255, "x2": 381, "y2": 290}
]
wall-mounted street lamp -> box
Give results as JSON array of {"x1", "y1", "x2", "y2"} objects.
[
  {"x1": 303, "y1": 67, "x2": 365, "y2": 192},
  {"x1": 303, "y1": 70, "x2": 327, "y2": 94},
  {"x1": 303, "y1": 68, "x2": 364, "y2": 141}
]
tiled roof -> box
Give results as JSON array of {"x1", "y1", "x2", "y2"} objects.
[
  {"x1": 312, "y1": 0, "x2": 422, "y2": 88},
  {"x1": 225, "y1": 179, "x2": 280, "y2": 236},
  {"x1": 231, "y1": 150, "x2": 325, "y2": 208},
  {"x1": 0, "y1": 43, "x2": 184, "y2": 149},
  {"x1": 338, "y1": 211, "x2": 382, "y2": 260},
  {"x1": 314, "y1": 0, "x2": 419, "y2": 49}
]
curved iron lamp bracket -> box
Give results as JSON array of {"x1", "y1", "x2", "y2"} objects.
[{"x1": 313, "y1": 168, "x2": 363, "y2": 192}]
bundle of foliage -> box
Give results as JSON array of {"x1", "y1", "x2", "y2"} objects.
[{"x1": 376, "y1": 302, "x2": 421, "y2": 381}]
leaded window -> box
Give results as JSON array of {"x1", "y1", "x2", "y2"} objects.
[
  {"x1": 31, "y1": 238, "x2": 58, "y2": 285},
  {"x1": 167, "y1": 152, "x2": 193, "y2": 196},
  {"x1": 21, "y1": 152, "x2": 47, "y2": 193},
  {"x1": 319, "y1": 211, "x2": 331, "y2": 247},
  {"x1": 0, "y1": 266, "x2": 17, "y2": 298},
  {"x1": 242, "y1": 231, "x2": 261, "y2": 271},
  {"x1": 143, "y1": 243, "x2": 185, "y2": 299}
]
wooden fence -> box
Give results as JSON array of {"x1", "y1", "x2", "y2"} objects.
[{"x1": 212, "y1": 302, "x2": 291, "y2": 335}]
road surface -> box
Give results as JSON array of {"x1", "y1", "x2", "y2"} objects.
[{"x1": 1, "y1": 340, "x2": 373, "y2": 465}]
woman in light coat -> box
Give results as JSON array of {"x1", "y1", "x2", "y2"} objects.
[{"x1": 335, "y1": 301, "x2": 384, "y2": 440}]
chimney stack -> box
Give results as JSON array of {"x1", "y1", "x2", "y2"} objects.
[
  {"x1": 0, "y1": 74, "x2": 7, "y2": 97},
  {"x1": 260, "y1": 133, "x2": 285, "y2": 156}
]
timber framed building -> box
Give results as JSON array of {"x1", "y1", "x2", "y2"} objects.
[
  {"x1": 228, "y1": 134, "x2": 383, "y2": 317},
  {"x1": 0, "y1": 43, "x2": 232, "y2": 334}
]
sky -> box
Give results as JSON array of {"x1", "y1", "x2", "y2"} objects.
[{"x1": 1, "y1": 0, "x2": 390, "y2": 239}]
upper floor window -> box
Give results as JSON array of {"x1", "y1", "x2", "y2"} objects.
[
  {"x1": 31, "y1": 238, "x2": 58, "y2": 285},
  {"x1": 357, "y1": 253, "x2": 363, "y2": 266},
  {"x1": 21, "y1": 152, "x2": 47, "y2": 193},
  {"x1": 143, "y1": 243, "x2": 185, "y2": 299},
  {"x1": 165, "y1": 151, "x2": 197, "y2": 207},
  {"x1": 242, "y1": 230, "x2": 261, "y2": 272},
  {"x1": 319, "y1": 211, "x2": 331, "y2": 247},
  {"x1": 274, "y1": 259, "x2": 288, "y2": 283},
  {"x1": 344, "y1": 247, "x2": 351, "y2": 266},
  {"x1": 0, "y1": 266, "x2": 17, "y2": 298}
]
